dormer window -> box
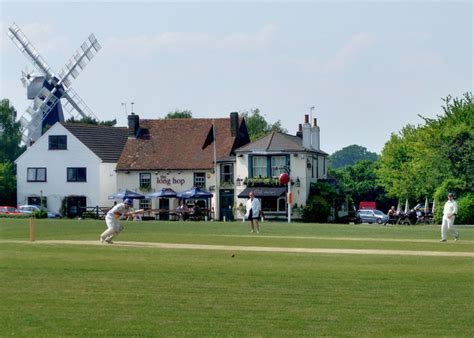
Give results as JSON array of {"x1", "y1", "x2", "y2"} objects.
[{"x1": 49, "y1": 135, "x2": 67, "y2": 150}]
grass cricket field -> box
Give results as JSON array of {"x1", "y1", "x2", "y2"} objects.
[{"x1": 1, "y1": 218, "x2": 473, "y2": 337}]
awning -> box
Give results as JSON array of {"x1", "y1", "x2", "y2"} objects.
[{"x1": 238, "y1": 187, "x2": 287, "y2": 198}]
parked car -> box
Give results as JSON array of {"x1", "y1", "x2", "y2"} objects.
[
  {"x1": 355, "y1": 209, "x2": 389, "y2": 224},
  {"x1": 18, "y1": 205, "x2": 61, "y2": 218},
  {"x1": 0, "y1": 206, "x2": 23, "y2": 215}
]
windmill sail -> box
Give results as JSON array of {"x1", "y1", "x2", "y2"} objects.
[{"x1": 7, "y1": 23, "x2": 101, "y2": 145}]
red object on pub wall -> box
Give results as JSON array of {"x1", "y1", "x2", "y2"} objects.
[{"x1": 279, "y1": 172, "x2": 289, "y2": 185}]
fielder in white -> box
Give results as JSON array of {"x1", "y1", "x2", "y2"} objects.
[
  {"x1": 245, "y1": 191, "x2": 261, "y2": 233},
  {"x1": 100, "y1": 199, "x2": 133, "y2": 244},
  {"x1": 440, "y1": 192, "x2": 459, "y2": 242}
]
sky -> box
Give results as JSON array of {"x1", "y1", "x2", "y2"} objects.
[{"x1": 0, "y1": 1, "x2": 472, "y2": 155}]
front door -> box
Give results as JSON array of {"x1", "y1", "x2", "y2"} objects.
[
  {"x1": 67, "y1": 196, "x2": 87, "y2": 218},
  {"x1": 159, "y1": 198, "x2": 170, "y2": 220},
  {"x1": 219, "y1": 189, "x2": 234, "y2": 221}
]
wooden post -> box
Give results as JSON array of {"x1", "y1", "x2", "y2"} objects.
[{"x1": 29, "y1": 217, "x2": 36, "y2": 241}]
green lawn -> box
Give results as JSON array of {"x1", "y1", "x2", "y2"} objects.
[{"x1": 1, "y1": 218, "x2": 473, "y2": 337}]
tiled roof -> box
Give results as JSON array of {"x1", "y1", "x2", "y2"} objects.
[
  {"x1": 62, "y1": 123, "x2": 129, "y2": 162},
  {"x1": 236, "y1": 131, "x2": 328, "y2": 155},
  {"x1": 116, "y1": 117, "x2": 249, "y2": 171}
]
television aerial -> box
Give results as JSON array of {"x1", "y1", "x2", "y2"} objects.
[{"x1": 8, "y1": 23, "x2": 101, "y2": 145}]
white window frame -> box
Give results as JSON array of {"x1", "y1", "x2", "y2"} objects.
[
  {"x1": 139, "y1": 198, "x2": 151, "y2": 210},
  {"x1": 252, "y1": 156, "x2": 267, "y2": 178},
  {"x1": 194, "y1": 172, "x2": 206, "y2": 188},
  {"x1": 271, "y1": 156, "x2": 287, "y2": 177},
  {"x1": 140, "y1": 173, "x2": 151, "y2": 190}
]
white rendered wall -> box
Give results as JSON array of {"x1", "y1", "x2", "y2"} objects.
[
  {"x1": 16, "y1": 123, "x2": 105, "y2": 214},
  {"x1": 99, "y1": 162, "x2": 119, "y2": 207}
]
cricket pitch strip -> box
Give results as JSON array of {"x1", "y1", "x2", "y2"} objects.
[{"x1": 2, "y1": 240, "x2": 474, "y2": 258}]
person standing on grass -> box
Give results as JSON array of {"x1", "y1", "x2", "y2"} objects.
[
  {"x1": 440, "y1": 192, "x2": 459, "y2": 242},
  {"x1": 245, "y1": 191, "x2": 261, "y2": 233},
  {"x1": 100, "y1": 198, "x2": 133, "y2": 244}
]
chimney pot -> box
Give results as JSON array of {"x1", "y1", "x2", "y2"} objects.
[
  {"x1": 304, "y1": 114, "x2": 309, "y2": 124},
  {"x1": 296, "y1": 123, "x2": 303, "y2": 138},
  {"x1": 313, "y1": 118, "x2": 317, "y2": 127}
]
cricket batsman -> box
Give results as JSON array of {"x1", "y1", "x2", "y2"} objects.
[{"x1": 100, "y1": 198, "x2": 136, "y2": 244}]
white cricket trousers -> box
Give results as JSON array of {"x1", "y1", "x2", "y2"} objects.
[
  {"x1": 101, "y1": 216, "x2": 123, "y2": 240},
  {"x1": 441, "y1": 216, "x2": 458, "y2": 241}
]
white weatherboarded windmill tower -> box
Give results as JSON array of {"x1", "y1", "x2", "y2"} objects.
[{"x1": 8, "y1": 23, "x2": 101, "y2": 145}]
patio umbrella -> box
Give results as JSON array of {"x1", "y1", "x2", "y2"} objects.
[
  {"x1": 108, "y1": 189, "x2": 145, "y2": 200},
  {"x1": 146, "y1": 188, "x2": 177, "y2": 199},
  {"x1": 177, "y1": 187, "x2": 213, "y2": 199},
  {"x1": 397, "y1": 200, "x2": 402, "y2": 213},
  {"x1": 424, "y1": 197, "x2": 429, "y2": 213},
  {"x1": 404, "y1": 198, "x2": 409, "y2": 213},
  {"x1": 432, "y1": 199, "x2": 435, "y2": 214}
]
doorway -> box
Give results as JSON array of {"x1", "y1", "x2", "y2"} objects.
[
  {"x1": 67, "y1": 196, "x2": 87, "y2": 218},
  {"x1": 158, "y1": 198, "x2": 170, "y2": 220},
  {"x1": 219, "y1": 189, "x2": 234, "y2": 221}
]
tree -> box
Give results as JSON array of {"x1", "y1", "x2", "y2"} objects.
[
  {"x1": 240, "y1": 108, "x2": 287, "y2": 141},
  {"x1": 376, "y1": 128, "x2": 418, "y2": 201},
  {"x1": 377, "y1": 92, "x2": 473, "y2": 223},
  {"x1": 165, "y1": 109, "x2": 192, "y2": 119},
  {"x1": 0, "y1": 99, "x2": 24, "y2": 163},
  {"x1": 66, "y1": 116, "x2": 117, "y2": 126},
  {"x1": 0, "y1": 162, "x2": 17, "y2": 205},
  {"x1": 329, "y1": 144, "x2": 378, "y2": 169},
  {"x1": 332, "y1": 160, "x2": 392, "y2": 211},
  {"x1": 0, "y1": 99, "x2": 25, "y2": 205}
]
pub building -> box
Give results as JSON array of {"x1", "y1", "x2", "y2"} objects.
[
  {"x1": 116, "y1": 112, "x2": 327, "y2": 221},
  {"x1": 234, "y1": 114, "x2": 328, "y2": 220},
  {"x1": 115, "y1": 112, "x2": 250, "y2": 220}
]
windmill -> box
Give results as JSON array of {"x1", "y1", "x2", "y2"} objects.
[{"x1": 8, "y1": 23, "x2": 101, "y2": 145}]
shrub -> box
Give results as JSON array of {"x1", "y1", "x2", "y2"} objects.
[
  {"x1": 33, "y1": 209, "x2": 47, "y2": 219},
  {"x1": 302, "y1": 195, "x2": 330, "y2": 223},
  {"x1": 456, "y1": 192, "x2": 474, "y2": 225}
]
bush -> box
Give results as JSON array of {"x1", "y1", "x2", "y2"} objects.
[
  {"x1": 302, "y1": 195, "x2": 330, "y2": 223},
  {"x1": 33, "y1": 209, "x2": 47, "y2": 218},
  {"x1": 456, "y1": 192, "x2": 474, "y2": 225}
]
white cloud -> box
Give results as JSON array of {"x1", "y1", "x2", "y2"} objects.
[
  {"x1": 104, "y1": 31, "x2": 212, "y2": 58},
  {"x1": 220, "y1": 24, "x2": 278, "y2": 50},
  {"x1": 323, "y1": 32, "x2": 375, "y2": 73},
  {"x1": 104, "y1": 24, "x2": 278, "y2": 58}
]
